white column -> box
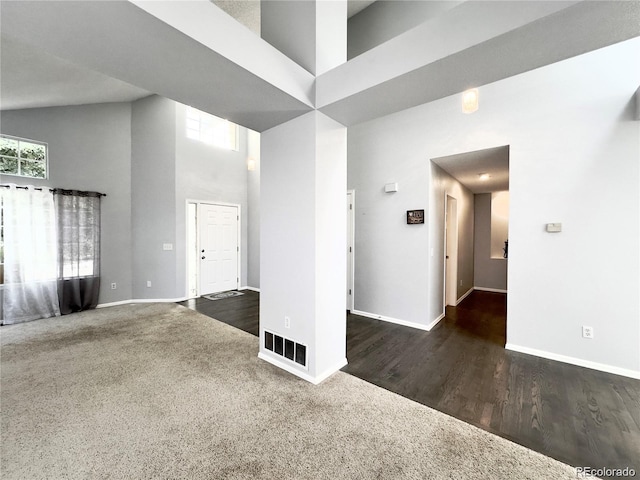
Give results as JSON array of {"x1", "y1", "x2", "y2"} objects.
[
  {"x1": 261, "y1": 0, "x2": 346, "y2": 76},
  {"x1": 260, "y1": 110, "x2": 347, "y2": 383},
  {"x1": 258, "y1": 1, "x2": 348, "y2": 383}
]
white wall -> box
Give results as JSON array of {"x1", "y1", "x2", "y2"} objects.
[
  {"x1": 1, "y1": 103, "x2": 133, "y2": 305},
  {"x1": 474, "y1": 193, "x2": 508, "y2": 291},
  {"x1": 346, "y1": 125, "x2": 473, "y2": 328},
  {"x1": 1, "y1": 96, "x2": 260, "y2": 305},
  {"x1": 247, "y1": 129, "x2": 261, "y2": 288},
  {"x1": 131, "y1": 95, "x2": 177, "y2": 299},
  {"x1": 174, "y1": 102, "x2": 250, "y2": 296},
  {"x1": 490, "y1": 191, "x2": 509, "y2": 259},
  {"x1": 348, "y1": 38, "x2": 640, "y2": 376}
]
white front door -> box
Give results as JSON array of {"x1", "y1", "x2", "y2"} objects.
[{"x1": 199, "y1": 204, "x2": 238, "y2": 295}]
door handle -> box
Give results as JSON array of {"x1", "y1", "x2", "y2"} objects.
[{"x1": 201, "y1": 256, "x2": 206, "y2": 260}]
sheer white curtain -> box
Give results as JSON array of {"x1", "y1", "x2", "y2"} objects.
[{"x1": 1, "y1": 185, "x2": 60, "y2": 324}]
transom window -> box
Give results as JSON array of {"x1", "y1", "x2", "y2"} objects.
[
  {"x1": 186, "y1": 107, "x2": 238, "y2": 151},
  {"x1": 0, "y1": 135, "x2": 48, "y2": 179}
]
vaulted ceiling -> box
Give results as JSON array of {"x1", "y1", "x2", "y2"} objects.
[
  {"x1": 0, "y1": 0, "x2": 376, "y2": 116},
  {"x1": 2, "y1": 1, "x2": 638, "y2": 132},
  {"x1": 1, "y1": 1, "x2": 639, "y2": 190}
]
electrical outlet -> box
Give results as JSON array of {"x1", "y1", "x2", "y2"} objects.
[
  {"x1": 147, "y1": 281, "x2": 152, "y2": 288},
  {"x1": 111, "y1": 283, "x2": 117, "y2": 290},
  {"x1": 460, "y1": 280, "x2": 463, "y2": 287},
  {"x1": 582, "y1": 326, "x2": 594, "y2": 339},
  {"x1": 284, "y1": 316, "x2": 290, "y2": 329}
]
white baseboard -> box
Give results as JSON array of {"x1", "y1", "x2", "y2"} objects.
[
  {"x1": 456, "y1": 287, "x2": 475, "y2": 305},
  {"x1": 239, "y1": 286, "x2": 260, "y2": 293},
  {"x1": 97, "y1": 300, "x2": 133, "y2": 309},
  {"x1": 315, "y1": 358, "x2": 349, "y2": 384},
  {"x1": 257, "y1": 352, "x2": 347, "y2": 385},
  {"x1": 97, "y1": 297, "x2": 189, "y2": 309},
  {"x1": 351, "y1": 309, "x2": 430, "y2": 331},
  {"x1": 505, "y1": 343, "x2": 640, "y2": 380},
  {"x1": 426, "y1": 313, "x2": 445, "y2": 330},
  {"x1": 474, "y1": 286, "x2": 508, "y2": 294}
]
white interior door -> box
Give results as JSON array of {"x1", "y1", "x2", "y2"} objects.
[{"x1": 199, "y1": 204, "x2": 238, "y2": 295}]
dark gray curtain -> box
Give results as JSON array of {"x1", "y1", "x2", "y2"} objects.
[{"x1": 54, "y1": 189, "x2": 101, "y2": 315}]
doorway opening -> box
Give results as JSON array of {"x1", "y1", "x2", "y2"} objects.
[
  {"x1": 187, "y1": 201, "x2": 241, "y2": 299},
  {"x1": 431, "y1": 145, "x2": 510, "y2": 342}
]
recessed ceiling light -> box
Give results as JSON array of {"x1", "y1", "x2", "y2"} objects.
[
  {"x1": 462, "y1": 88, "x2": 479, "y2": 114},
  {"x1": 478, "y1": 173, "x2": 490, "y2": 181}
]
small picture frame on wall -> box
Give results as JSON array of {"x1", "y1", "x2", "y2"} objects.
[{"x1": 407, "y1": 209, "x2": 424, "y2": 224}]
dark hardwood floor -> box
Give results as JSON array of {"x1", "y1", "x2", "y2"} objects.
[
  {"x1": 179, "y1": 290, "x2": 640, "y2": 477},
  {"x1": 178, "y1": 290, "x2": 260, "y2": 336}
]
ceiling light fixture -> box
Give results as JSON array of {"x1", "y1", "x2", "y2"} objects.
[
  {"x1": 478, "y1": 173, "x2": 490, "y2": 181},
  {"x1": 462, "y1": 88, "x2": 479, "y2": 114}
]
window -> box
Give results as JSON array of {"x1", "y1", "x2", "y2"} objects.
[
  {"x1": 186, "y1": 107, "x2": 238, "y2": 150},
  {"x1": 0, "y1": 135, "x2": 48, "y2": 179}
]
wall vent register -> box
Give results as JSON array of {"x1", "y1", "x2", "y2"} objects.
[{"x1": 264, "y1": 331, "x2": 306, "y2": 367}]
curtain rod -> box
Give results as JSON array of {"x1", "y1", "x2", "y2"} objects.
[{"x1": 0, "y1": 184, "x2": 106, "y2": 197}]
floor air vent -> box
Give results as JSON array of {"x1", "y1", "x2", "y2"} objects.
[{"x1": 264, "y1": 331, "x2": 306, "y2": 367}]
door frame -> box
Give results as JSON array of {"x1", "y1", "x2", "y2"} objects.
[
  {"x1": 347, "y1": 190, "x2": 355, "y2": 312},
  {"x1": 186, "y1": 199, "x2": 242, "y2": 298},
  {"x1": 443, "y1": 193, "x2": 458, "y2": 310}
]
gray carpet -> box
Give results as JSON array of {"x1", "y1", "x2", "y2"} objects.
[{"x1": 1, "y1": 304, "x2": 579, "y2": 479}]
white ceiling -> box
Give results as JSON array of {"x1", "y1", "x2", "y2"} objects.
[
  {"x1": 431, "y1": 146, "x2": 509, "y2": 194},
  {"x1": 1, "y1": 0, "x2": 636, "y2": 186},
  {"x1": 212, "y1": 0, "x2": 376, "y2": 34},
  {"x1": 0, "y1": 36, "x2": 151, "y2": 111},
  {"x1": 0, "y1": 0, "x2": 376, "y2": 112}
]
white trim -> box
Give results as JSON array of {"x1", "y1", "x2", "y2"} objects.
[
  {"x1": 131, "y1": 297, "x2": 189, "y2": 304},
  {"x1": 474, "y1": 286, "x2": 508, "y2": 294},
  {"x1": 314, "y1": 358, "x2": 349, "y2": 384},
  {"x1": 258, "y1": 352, "x2": 347, "y2": 385},
  {"x1": 97, "y1": 297, "x2": 189, "y2": 309},
  {"x1": 351, "y1": 309, "x2": 430, "y2": 331},
  {"x1": 426, "y1": 312, "x2": 445, "y2": 330},
  {"x1": 505, "y1": 343, "x2": 640, "y2": 380},
  {"x1": 456, "y1": 287, "x2": 474, "y2": 305},
  {"x1": 187, "y1": 199, "x2": 242, "y2": 297},
  {"x1": 239, "y1": 286, "x2": 260, "y2": 292},
  {"x1": 346, "y1": 189, "x2": 355, "y2": 312},
  {"x1": 96, "y1": 300, "x2": 133, "y2": 309},
  {"x1": 185, "y1": 201, "x2": 197, "y2": 299}
]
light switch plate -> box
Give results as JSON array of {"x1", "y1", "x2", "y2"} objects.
[
  {"x1": 546, "y1": 223, "x2": 562, "y2": 233},
  {"x1": 163, "y1": 243, "x2": 173, "y2": 250}
]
